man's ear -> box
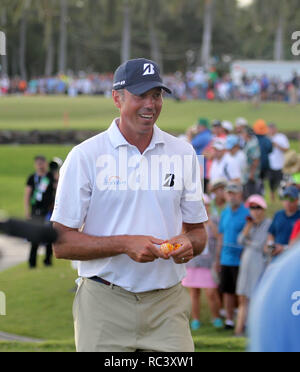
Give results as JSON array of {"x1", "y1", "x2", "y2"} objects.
[{"x1": 112, "y1": 90, "x2": 122, "y2": 109}]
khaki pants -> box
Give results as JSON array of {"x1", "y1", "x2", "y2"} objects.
[{"x1": 73, "y1": 278, "x2": 194, "y2": 352}]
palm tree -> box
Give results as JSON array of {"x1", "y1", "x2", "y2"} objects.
[
  {"x1": 147, "y1": 0, "x2": 163, "y2": 70},
  {"x1": 58, "y1": 0, "x2": 68, "y2": 73},
  {"x1": 121, "y1": 0, "x2": 131, "y2": 63},
  {"x1": 199, "y1": 0, "x2": 215, "y2": 69}
]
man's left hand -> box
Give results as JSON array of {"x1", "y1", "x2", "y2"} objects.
[{"x1": 166, "y1": 235, "x2": 194, "y2": 264}]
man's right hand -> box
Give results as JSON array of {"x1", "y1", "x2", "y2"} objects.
[{"x1": 124, "y1": 235, "x2": 168, "y2": 263}]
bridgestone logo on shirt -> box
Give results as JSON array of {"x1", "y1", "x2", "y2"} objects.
[{"x1": 95, "y1": 149, "x2": 204, "y2": 201}]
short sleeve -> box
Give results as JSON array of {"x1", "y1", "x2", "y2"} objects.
[
  {"x1": 50, "y1": 147, "x2": 92, "y2": 229},
  {"x1": 26, "y1": 175, "x2": 34, "y2": 187},
  {"x1": 219, "y1": 211, "x2": 225, "y2": 234},
  {"x1": 268, "y1": 214, "x2": 278, "y2": 237},
  {"x1": 180, "y1": 150, "x2": 208, "y2": 224},
  {"x1": 274, "y1": 134, "x2": 290, "y2": 150}
]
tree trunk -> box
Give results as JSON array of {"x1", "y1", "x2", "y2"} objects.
[
  {"x1": 45, "y1": 33, "x2": 54, "y2": 76},
  {"x1": 274, "y1": 12, "x2": 285, "y2": 60},
  {"x1": 148, "y1": 17, "x2": 163, "y2": 72},
  {"x1": 198, "y1": 0, "x2": 214, "y2": 69},
  {"x1": 19, "y1": 9, "x2": 27, "y2": 80},
  {"x1": 0, "y1": 9, "x2": 8, "y2": 76},
  {"x1": 58, "y1": 0, "x2": 68, "y2": 73},
  {"x1": 121, "y1": 0, "x2": 131, "y2": 63}
]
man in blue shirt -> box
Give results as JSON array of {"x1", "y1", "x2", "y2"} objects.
[
  {"x1": 267, "y1": 185, "x2": 300, "y2": 258},
  {"x1": 215, "y1": 182, "x2": 249, "y2": 329},
  {"x1": 186, "y1": 118, "x2": 212, "y2": 155},
  {"x1": 248, "y1": 239, "x2": 300, "y2": 352}
]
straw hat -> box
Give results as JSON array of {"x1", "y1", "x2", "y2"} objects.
[{"x1": 283, "y1": 150, "x2": 300, "y2": 175}]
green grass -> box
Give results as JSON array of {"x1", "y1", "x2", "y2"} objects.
[
  {"x1": 0, "y1": 145, "x2": 72, "y2": 217},
  {"x1": 0, "y1": 259, "x2": 246, "y2": 352},
  {"x1": 2, "y1": 142, "x2": 298, "y2": 218},
  {"x1": 0, "y1": 96, "x2": 299, "y2": 132}
]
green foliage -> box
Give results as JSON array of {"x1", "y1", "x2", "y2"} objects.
[{"x1": 1, "y1": 0, "x2": 300, "y2": 77}]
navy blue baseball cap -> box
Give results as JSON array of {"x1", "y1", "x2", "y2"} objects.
[
  {"x1": 283, "y1": 185, "x2": 299, "y2": 199},
  {"x1": 113, "y1": 58, "x2": 172, "y2": 95}
]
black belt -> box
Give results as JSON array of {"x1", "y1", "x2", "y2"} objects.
[{"x1": 89, "y1": 276, "x2": 111, "y2": 286}]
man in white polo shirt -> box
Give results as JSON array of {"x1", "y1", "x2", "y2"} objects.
[{"x1": 51, "y1": 58, "x2": 208, "y2": 352}]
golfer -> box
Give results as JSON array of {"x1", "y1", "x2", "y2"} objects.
[{"x1": 51, "y1": 58, "x2": 208, "y2": 352}]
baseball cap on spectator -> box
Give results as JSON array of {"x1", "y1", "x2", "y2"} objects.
[
  {"x1": 212, "y1": 137, "x2": 226, "y2": 151},
  {"x1": 253, "y1": 119, "x2": 268, "y2": 135},
  {"x1": 245, "y1": 195, "x2": 267, "y2": 209},
  {"x1": 225, "y1": 182, "x2": 243, "y2": 194},
  {"x1": 113, "y1": 58, "x2": 171, "y2": 95},
  {"x1": 222, "y1": 120, "x2": 233, "y2": 133},
  {"x1": 197, "y1": 117, "x2": 210, "y2": 128},
  {"x1": 226, "y1": 134, "x2": 240, "y2": 150},
  {"x1": 282, "y1": 186, "x2": 299, "y2": 200},
  {"x1": 211, "y1": 120, "x2": 222, "y2": 127},
  {"x1": 210, "y1": 178, "x2": 227, "y2": 191},
  {"x1": 235, "y1": 117, "x2": 248, "y2": 127}
]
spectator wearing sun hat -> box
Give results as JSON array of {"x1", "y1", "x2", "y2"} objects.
[
  {"x1": 253, "y1": 119, "x2": 273, "y2": 193},
  {"x1": 221, "y1": 120, "x2": 234, "y2": 135},
  {"x1": 235, "y1": 194, "x2": 271, "y2": 336}
]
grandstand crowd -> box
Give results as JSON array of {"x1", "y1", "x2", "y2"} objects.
[{"x1": 0, "y1": 68, "x2": 299, "y2": 104}]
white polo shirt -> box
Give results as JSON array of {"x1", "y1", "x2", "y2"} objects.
[{"x1": 51, "y1": 119, "x2": 207, "y2": 292}]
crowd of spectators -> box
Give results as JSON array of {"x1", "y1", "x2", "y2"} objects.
[
  {"x1": 181, "y1": 117, "x2": 300, "y2": 336},
  {"x1": 1, "y1": 68, "x2": 299, "y2": 104}
]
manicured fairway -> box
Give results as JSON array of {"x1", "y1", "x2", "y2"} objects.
[
  {"x1": 0, "y1": 259, "x2": 246, "y2": 352},
  {"x1": 0, "y1": 96, "x2": 299, "y2": 132}
]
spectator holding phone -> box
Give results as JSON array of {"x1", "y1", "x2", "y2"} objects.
[
  {"x1": 235, "y1": 195, "x2": 271, "y2": 336},
  {"x1": 266, "y1": 186, "x2": 300, "y2": 259}
]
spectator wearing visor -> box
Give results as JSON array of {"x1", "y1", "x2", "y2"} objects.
[{"x1": 235, "y1": 195, "x2": 271, "y2": 336}]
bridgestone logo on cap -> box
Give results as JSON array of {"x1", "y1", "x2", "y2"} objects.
[{"x1": 143, "y1": 63, "x2": 155, "y2": 76}]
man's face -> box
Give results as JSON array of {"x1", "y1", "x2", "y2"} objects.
[
  {"x1": 283, "y1": 197, "x2": 299, "y2": 215},
  {"x1": 226, "y1": 191, "x2": 242, "y2": 209},
  {"x1": 268, "y1": 126, "x2": 277, "y2": 136},
  {"x1": 34, "y1": 159, "x2": 48, "y2": 174},
  {"x1": 113, "y1": 88, "x2": 163, "y2": 135}
]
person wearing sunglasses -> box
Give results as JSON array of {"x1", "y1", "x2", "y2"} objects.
[
  {"x1": 235, "y1": 195, "x2": 271, "y2": 336},
  {"x1": 266, "y1": 185, "x2": 300, "y2": 259}
]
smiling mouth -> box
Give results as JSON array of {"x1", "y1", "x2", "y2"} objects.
[{"x1": 139, "y1": 113, "x2": 155, "y2": 120}]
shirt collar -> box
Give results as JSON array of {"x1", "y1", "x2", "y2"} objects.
[{"x1": 107, "y1": 118, "x2": 165, "y2": 150}]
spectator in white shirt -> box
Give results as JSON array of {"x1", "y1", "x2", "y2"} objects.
[
  {"x1": 268, "y1": 123, "x2": 290, "y2": 202},
  {"x1": 210, "y1": 138, "x2": 241, "y2": 183}
]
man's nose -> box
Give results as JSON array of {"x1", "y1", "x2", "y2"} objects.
[{"x1": 143, "y1": 95, "x2": 156, "y2": 108}]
